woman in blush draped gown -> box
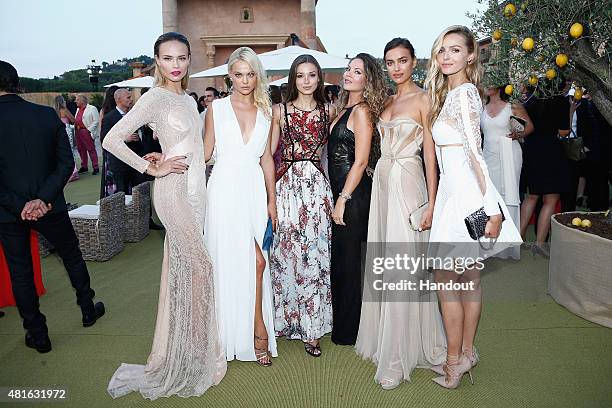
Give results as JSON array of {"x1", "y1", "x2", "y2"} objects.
[{"x1": 355, "y1": 38, "x2": 446, "y2": 390}]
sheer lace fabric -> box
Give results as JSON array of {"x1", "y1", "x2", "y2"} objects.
[{"x1": 102, "y1": 87, "x2": 226, "y2": 400}]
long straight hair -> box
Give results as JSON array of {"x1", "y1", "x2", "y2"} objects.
[
  {"x1": 153, "y1": 32, "x2": 191, "y2": 90},
  {"x1": 227, "y1": 47, "x2": 271, "y2": 118},
  {"x1": 285, "y1": 54, "x2": 326, "y2": 106},
  {"x1": 424, "y1": 25, "x2": 482, "y2": 126}
]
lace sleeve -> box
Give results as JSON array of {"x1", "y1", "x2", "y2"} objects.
[
  {"x1": 458, "y1": 85, "x2": 500, "y2": 215},
  {"x1": 102, "y1": 91, "x2": 157, "y2": 174}
]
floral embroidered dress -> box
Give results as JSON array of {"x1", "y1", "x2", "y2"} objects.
[{"x1": 270, "y1": 103, "x2": 333, "y2": 341}]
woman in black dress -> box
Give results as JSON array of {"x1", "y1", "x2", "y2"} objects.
[
  {"x1": 519, "y1": 88, "x2": 572, "y2": 257},
  {"x1": 328, "y1": 53, "x2": 386, "y2": 345}
]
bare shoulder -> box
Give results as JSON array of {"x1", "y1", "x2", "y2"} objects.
[{"x1": 352, "y1": 103, "x2": 373, "y2": 128}]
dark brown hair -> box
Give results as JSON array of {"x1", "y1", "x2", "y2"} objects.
[
  {"x1": 153, "y1": 32, "x2": 191, "y2": 90},
  {"x1": 285, "y1": 54, "x2": 326, "y2": 105}
]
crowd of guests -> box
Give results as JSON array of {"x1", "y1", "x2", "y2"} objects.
[{"x1": 0, "y1": 23, "x2": 610, "y2": 402}]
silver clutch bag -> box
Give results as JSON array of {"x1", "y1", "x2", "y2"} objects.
[{"x1": 408, "y1": 202, "x2": 429, "y2": 232}]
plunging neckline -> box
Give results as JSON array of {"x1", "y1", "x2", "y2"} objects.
[
  {"x1": 229, "y1": 97, "x2": 259, "y2": 146},
  {"x1": 484, "y1": 102, "x2": 509, "y2": 119}
]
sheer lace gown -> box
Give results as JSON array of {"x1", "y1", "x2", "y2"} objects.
[
  {"x1": 355, "y1": 119, "x2": 446, "y2": 386},
  {"x1": 102, "y1": 87, "x2": 226, "y2": 400},
  {"x1": 429, "y1": 83, "x2": 521, "y2": 259}
]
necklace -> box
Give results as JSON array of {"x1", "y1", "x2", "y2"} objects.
[{"x1": 291, "y1": 101, "x2": 317, "y2": 112}]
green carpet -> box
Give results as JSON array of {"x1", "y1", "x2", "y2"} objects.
[{"x1": 1, "y1": 173, "x2": 610, "y2": 408}]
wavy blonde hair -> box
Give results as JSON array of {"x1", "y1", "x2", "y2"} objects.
[
  {"x1": 424, "y1": 25, "x2": 482, "y2": 126},
  {"x1": 337, "y1": 53, "x2": 387, "y2": 124},
  {"x1": 228, "y1": 47, "x2": 271, "y2": 119}
]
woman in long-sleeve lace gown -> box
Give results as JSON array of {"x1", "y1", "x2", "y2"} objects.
[
  {"x1": 102, "y1": 32, "x2": 226, "y2": 400},
  {"x1": 425, "y1": 26, "x2": 521, "y2": 390}
]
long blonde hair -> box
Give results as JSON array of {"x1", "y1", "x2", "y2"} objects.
[
  {"x1": 337, "y1": 53, "x2": 387, "y2": 124},
  {"x1": 227, "y1": 47, "x2": 271, "y2": 118},
  {"x1": 424, "y1": 25, "x2": 482, "y2": 125}
]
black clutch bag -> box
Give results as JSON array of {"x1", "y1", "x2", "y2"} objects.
[{"x1": 464, "y1": 204, "x2": 505, "y2": 240}]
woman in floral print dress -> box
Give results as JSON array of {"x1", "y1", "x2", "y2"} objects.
[{"x1": 270, "y1": 55, "x2": 336, "y2": 357}]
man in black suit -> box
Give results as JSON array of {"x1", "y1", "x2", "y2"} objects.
[
  {"x1": 100, "y1": 88, "x2": 144, "y2": 194},
  {"x1": 0, "y1": 61, "x2": 105, "y2": 353}
]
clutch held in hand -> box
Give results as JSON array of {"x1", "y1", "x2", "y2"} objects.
[{"x1": 262, "y1": 218, "x2": 273, "y2": 251}]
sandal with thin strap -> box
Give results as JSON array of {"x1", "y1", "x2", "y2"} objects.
[
  {"x1": 254, "y1": 335, "x2": 272, "y2": 367},
  {"x1": 303, "y1": 340, "x2": 321, "y2": 357}
]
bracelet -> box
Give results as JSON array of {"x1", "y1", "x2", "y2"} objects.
[{"x1": 339, "y1": 191, "x2": 352, "y2": 201}]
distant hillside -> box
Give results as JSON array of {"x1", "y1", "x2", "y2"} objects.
[{"x1": 19, "y1": 55, "x2": 154, "y2": 92}]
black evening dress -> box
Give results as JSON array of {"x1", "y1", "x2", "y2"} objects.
[{"x1": 327, "y1": 105, "x2": 372, "y2": 345}]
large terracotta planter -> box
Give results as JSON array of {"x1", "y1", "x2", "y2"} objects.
[{"x1": 549, "y1": 213, "x2": 612, "y2": 328}]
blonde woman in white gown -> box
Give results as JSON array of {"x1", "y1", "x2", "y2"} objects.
[
  {"x1": 103, "y1": 32, "x2": 226, "y2": 400},
  {"x1": 355, "y1": 38, "x2": 446, "y2": 390},
  {"x1": 481, "y1": 86, "x2": 534, "y2": 259},
  {"x1": 424, "y1": 26, "x2": 522, "y2": 389},
  {"x1": 204, "y1": 47, "x2": 278, "y2": 366}
]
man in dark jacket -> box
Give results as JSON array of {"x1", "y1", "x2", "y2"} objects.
[
  {"x1": 0, "y1": 61, "x2": 105, "y2": 353},
  {"x1": 100, "y1": 88, "x2": 144, "y2": 194}
]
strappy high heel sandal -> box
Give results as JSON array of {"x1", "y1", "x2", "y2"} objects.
[
  {"x1": 304, "y1": 340, "x2": 321, "y2": 357},
  {"x1": 431, "y1": 347, "x2": 479, "y2": 375},
  {"x1": 432, "y1": 355, "x2": 474, "y2": 389},
  {"x1": 254, "y1": 335, "x2": 272, "y2": 367}
]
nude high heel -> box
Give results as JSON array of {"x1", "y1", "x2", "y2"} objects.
[
  {"x1": 432, "y1": 355, "x2": 474, "y2": 389},
  {"x1": 431, "y1": 347, "x2": 480, "y2": 376}
]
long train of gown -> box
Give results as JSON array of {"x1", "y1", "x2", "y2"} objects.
[
  {"x1": 205, "y1": 97, "x2": 278, "y2": 361},
  {"x1": 356, "y1": 119, "x2": 446, "y2": 385},
  {"x1": 102, "y1": 87, "x2": 226, "y2": 400}
]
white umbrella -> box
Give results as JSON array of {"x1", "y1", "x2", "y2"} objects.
[
  {"x1": 191, "y1": 45, "x2": 348, "y2": 78},
  {"x1": 104, "y1": 76, "x2": 154, "y2": 88},
  {"x1": 269, "y1": 76, "x2": 333, "y2": 87}
]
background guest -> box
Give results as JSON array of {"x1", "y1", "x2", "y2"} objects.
[
  {"x1": 520, "y1": 85, "x2": 572, "y2": 257},
  {"x1": 99, "y1": 85, "x2": 119, "y2": 198},
  {"x1": 0, "y1": 61, "x2": 105, "y2": 354},
  {"x1": 481, "y1": 86, "x2": 533, "y2": 259},
  {"x1": 100, "y1": 88, "x2": 143, "y2": 194},
  {"x1": 53, "y1": 95, "x2": 79, "y2": 183},
  {"x1": 74, "y1": 94, "x2": 100, "y2": 175}
]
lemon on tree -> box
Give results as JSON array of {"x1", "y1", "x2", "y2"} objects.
[
  {"x1": 574, "y1": 88, "x2": 584, "y2": 100},
  {"x1": 569, "y1": 23, "x2": 584, "y2": 39},
  {"x1": 555, "y1": 54, "x2": 569, "y2": 68},
  {"x1": 546, "y1": 68, "x2": 557, "y2": 80},
  {"x1": 504, "y1": 84, "x2": 514, "y2": 95},
  {"x1": 504, "y1": 3, "x2": 517, "y2": 17},
  {"x1": 528, "y1": 75, "x2": 538, "y2": 86},
  {"x1": 493, "y1": 30, "x2": 502, "y2": 41},
  {"x1": 522, "y1": 37, "x2": 534, "y2": 52}
]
